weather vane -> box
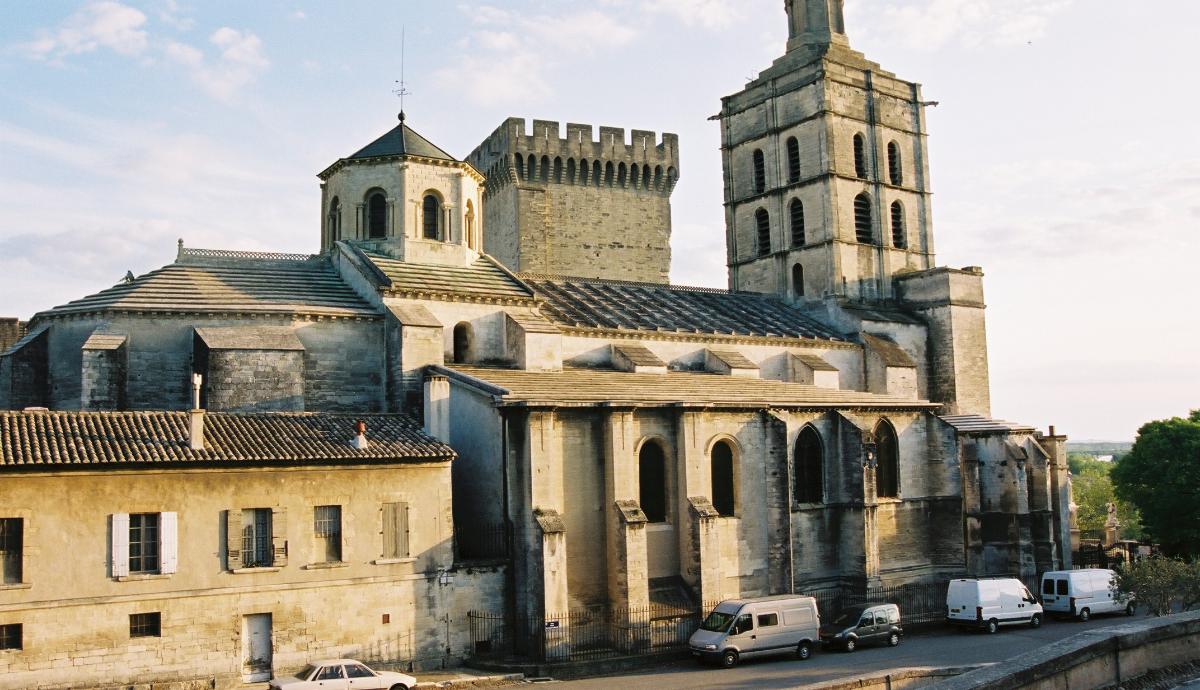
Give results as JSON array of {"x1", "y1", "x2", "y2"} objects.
[{"x1": 392, "y1": 27, "x2": 411, "y2": 121}]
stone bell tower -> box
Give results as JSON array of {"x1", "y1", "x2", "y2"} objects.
[{"x1": 720, "y1": 0, "x2": 936, "y2": 303}]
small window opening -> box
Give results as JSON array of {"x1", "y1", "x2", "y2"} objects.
[
  {"x1": 890, "y1": 201, "x2": 906, "y2": 248},
  {"x1": 789, "y1": 198, "x2": 805, "y2": 247},
  {"x1": 794, "y1": 426, "x2": 824, "y2": 503},
  {"x1": 639, "y1": 441, "x2": 667, "y2": 523},
  {"x1": 874, "y1": 420, "x2": 899, "y2": 498},
  {"x1": 452, "y1": 322, "x2": 472, "y2": 364},
  {"x1": 792, "y1": 264, "x2": 805, "y2": 299},
  {"x1": 752, "y1": 149, "x2": 766, "y2": 194},
  {"x1": 755, "y1": 208, "x2": 771, "y2": 257},
  {"x1": 853, "y1": 134, "x2": 867, "y2": 179},
  {"x1": 854, "y1": 193, "x2": 873, "y2": 243},
  {"x1": 711, "y1": 440, "x2": 736, "y2": 517},
  {"x1": 887, "y1": 141, "x2": 903, "y2": 185},
  {"x1": 422, "y1": 194, "x2": 441, "y2": 240},
  {"x1": 367, "y1": 191, "x2": 388, "y2": 239},
  {"x1": 786, "y1": 137, "x2": 801, "y2": 184}
]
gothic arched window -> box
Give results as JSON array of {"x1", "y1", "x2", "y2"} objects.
[
  {"x1": 756, "y1": 208, "x2": 771, "y2": 257},
  {"x1": 452, "y1": 322, "x2": 472, "y2": 364},
  {"x1": 367, "y1": 190, "x2": 387, "y2": 239},
  {"x1": 786, "y1": 137, "x2": 801, "y2": 184},
  {"x1": 711, "y1": 440, "x2": 736, "y2": 517},
  {"x1": 752, "y1": 149, "x2": 766, "y2": 195},
  {"x1": 890, "y1": 201, "x2": 907, "y2": 249},
  {"x1": 887, "y1": 141, "x2": 903, "y2": 185},
  {"x1": 422, "y1": 194, "x2": 441, "y2": 240},
  {"x1": 794, "y1": 426, "x2": 824, "y2": 504},
  {"x1": 792, "y1": 264, "x2": 805, "y2": 299},
  {"x1": 789, "y1": 198, "x2": 805, "y2": 247},
  {"x1": 874, "y1": 419, "x2": 899, "y2": 498},
  {"x1": 853, "y1": 133, "x2": 867, "y2": 179},
  {"x1": 639, "y1": 441, "x2": 667, "y2": 523},
  {"x1": 854, "y1": 193, "x2": 873, "y2": 243}
]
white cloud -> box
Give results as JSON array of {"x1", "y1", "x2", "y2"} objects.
[
  {"x1": 166, "y1": 28, "x2": 269, "y2": 102},
  {"x1": 291, "y1": 10, "x2": 307, "y2": 21},
  {"x1": 18, "y1": 1, "x2": 149, "y2": 62},
  {"x1": 640, "y1": 0, "x2": 744, "y2": 30},
  {"x1": 850, "y1": 0, "x2": 1074, "y2": 51},
  {"x1": 157, "y1": 0, "x2": 194, "y2": 31}
]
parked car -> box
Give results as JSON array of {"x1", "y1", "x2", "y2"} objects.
[
  {"x1": 268, "y1": 659, "x2": 415, "y2": 690},
  {"x1": 689, "y1": 595, "x2": 820, "y2": 668},
  {"x1": 1041, "y1": 568, "x2": 1134, "y2": 620},
  {"x1": 946, "y1": 578, "x2": 1043, "y2": 633},
  {"x1": 819, "y1": 603, "x2": 903, "y2": 652}
]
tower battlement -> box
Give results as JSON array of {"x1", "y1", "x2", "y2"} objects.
[{"x1": 468, "y1": 117, "x2": 680, "y2": 195}]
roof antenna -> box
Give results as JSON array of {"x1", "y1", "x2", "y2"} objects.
[{"x1": 392, "y1": 27, "x2": 411, "y2": 123}]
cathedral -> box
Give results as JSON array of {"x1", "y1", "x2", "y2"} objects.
[{"x1": 0, "y1": 2, "x2": 1074, "y2": 686}]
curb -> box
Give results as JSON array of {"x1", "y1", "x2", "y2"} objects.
[
  {"x1": 805, "y1": 665, "x2": 990, "y2": 690},
  {"x1": 415, "y1": 672, "x2": 525, "y2": 688}
]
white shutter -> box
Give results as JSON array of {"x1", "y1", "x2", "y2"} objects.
[
  {"x1": 159, "y1": 512, "x2": 178, "y2": 574},
  {"x1": 111, "y1": 513, "x2": 130, "y2": 578},
  {"x1": 270, "y1": 507, "x2": 288, "y2": 567}
]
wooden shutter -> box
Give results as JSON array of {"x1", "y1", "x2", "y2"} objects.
[
  {"x1": 111, "y1": 513, "x2": 129, "y2": 578},
  {"x1": 271, "y1": 507, "x2": 288, "y2": 567},
  {"x1": 382, "y1": 502, "x2": 409, "y2": 559},
  {"x1": 226, "y1": 510, "x2": 242, "y2": 570},
  {"x1": 159, "y1": 512, "x2": 178, "y2": 574}
]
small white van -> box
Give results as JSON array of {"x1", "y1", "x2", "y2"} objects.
[
  {"x1": 945, "y1": 578, "x2": 1043, "y2": 633},
  {"x1": 1041, "y1": 569, "x2": 1134, "y2": 620},
  {"x1": 689, "y1": 595, "x2": 820, "y2": 668}
]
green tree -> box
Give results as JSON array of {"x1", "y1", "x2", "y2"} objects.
[
  {"x1": 1113, "y1": 557, "x2": 1200, "y2": 615},
  {"x1": 1112, "y1": 410, "x2": 1200, "y2": 556},
  {"x1": 1068, "y1": 453, "x2": 1144, "y2": 540}
]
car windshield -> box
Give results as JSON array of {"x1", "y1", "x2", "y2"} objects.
[
  {"x1": 295, "y1": 665, "x2": 318, "y2": 680},
  {"x1": 700, "y1": 611, "x2": 736, "y2": 632},
  {"x1": 832, "y1": 608, "x2": 865, "y2": 626}
]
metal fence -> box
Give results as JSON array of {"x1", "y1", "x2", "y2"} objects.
[{"x1": 468, "y1": 581, "x2": 956, "y2": 663}]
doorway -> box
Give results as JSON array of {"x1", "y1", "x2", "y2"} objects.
[{"x1": 242, "y1": 613, "x2": 272, "y2": 682}]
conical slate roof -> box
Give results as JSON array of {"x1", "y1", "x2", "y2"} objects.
[{"x1": 347, "y1": 114, "x2": 457, "y2": 162}]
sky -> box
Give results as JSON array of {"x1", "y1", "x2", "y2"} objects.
[{"x1": 0, "y1": 0, "x2": 1196, "y2": 441}]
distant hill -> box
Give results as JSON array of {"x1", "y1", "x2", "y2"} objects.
[{"x1": 1067, "y1": 441, "x2": 1133, "y2": 454}]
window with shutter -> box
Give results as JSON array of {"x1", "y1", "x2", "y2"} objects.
[
  {"x1": 271, "y1": 507, "x2": 288, "y2": 567},
  {"x1": 159, "y1": 512, "x2": 177, "y2": 574},
  {"x1": 382, "y1": 502, "x2": 410, "y2": 559},
  {"x1": 111, "y1": 513, "x2": 130, "y2": 578},
  {"x1": 0, "y1": 518, "x2": 22, "y2": 584},
  {"x1": 226, "y1": 510, "x2": 242, "y2": 570}
]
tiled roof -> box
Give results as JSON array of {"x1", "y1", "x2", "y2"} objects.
[
  {"x1": 519, "y1": 275, "x2": 845, "y2": 342},
  {"x1": 195, "y1": 326, "x2": 304, "y2": 351},
  {"x1": 82, "y1": 333, "x2": 126, "y2": 351},
  {"x1": 0, "y1": 411, "x2": 454, "y2": 469},
  {"x1": 39, "y1": 249, "x2": 378, "y2": 319},
  {"x1": 364, "y1": 252, "x2": 535, "y2": 300},
  {"x1": 862, "y1": 333, "x2": 916, "y2": 368},
  {"x1": 792, "y1": 353, "x2": 838, "y2": 372},
  {"x1": 708, "y1": 348, "x2": 759, "y2": 370},
  {"x1": 347, "y1": 119, "x2": 457, "y2": 162},
  {"x1": 940, "y1": 414, "x2": 1036, "y2": 434},
  {"x1": 441, "y1": 365, "x2": 939, "y2": 410}
]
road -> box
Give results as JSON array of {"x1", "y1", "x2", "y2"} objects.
[{"x1": 549, "y1": 613, "x2": 1138, "y2": 689}]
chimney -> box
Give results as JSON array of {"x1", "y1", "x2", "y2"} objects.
[
  {"x1": 188, "y1": 373, "x2": 205, "y2": 450},
  {"x1": 352, "y1": 419, "x2": 369, "y2": 450},
  {"x1": 424, "y1": 375, "x2": 450, "y2": 442}
]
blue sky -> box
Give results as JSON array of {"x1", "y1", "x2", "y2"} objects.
[{"x1": 1, "y1": 0, "x2": 1197, "y2": 441}]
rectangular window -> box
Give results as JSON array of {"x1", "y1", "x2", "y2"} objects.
[
  {"x1": 0, "y1": 519, "x2": 22, "y2": 584},
  {"x1": 314, "y1": 506, "x2": 342, "y2": 563},
  {"x1": 242, "y1": 509, "x2": 273, "y2": 568},
  {"x1": 382, "y1": 502, "x2": 409, "y2": 560},
  {"x1": 1057, "y1": 579, "x2": 1068, "y2": 596},
  {"x1": 129, "y1": 612, "x2": 161, "y2": 638},
  {"x1": 757, "y1": 613, "x2": 778, "y2": 627},
  {"x1": 1043, "y1": 579, "x2": 1055, "y2": 595},
  {"x1": 129, "y1": 513, "x2": 160, "y2": 574},
  {"x1": 0, "y1": 624, "x2": 20, "y2": 650}
]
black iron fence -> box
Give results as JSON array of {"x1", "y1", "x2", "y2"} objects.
[
  {"x1": 469, "y1": 581, "x2": 955, "y2": 663},
  {"x1": 1073, "y1": 542, "x2": 1131, "y2": 569}
]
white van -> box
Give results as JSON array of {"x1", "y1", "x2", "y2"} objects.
[
  {"x1": 1041, "y1": 569, "x2": 1134, "y2": 620},
  {"x1": 945, "y1": 578, "x2": 1043, "y2": 633},
  {"x1": 689, "y1": 595, "x2": 820, "y2": 668}
]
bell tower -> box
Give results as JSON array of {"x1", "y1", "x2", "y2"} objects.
[{"x1": 719, "y1": 1, "x2": 936, "y2": 303}]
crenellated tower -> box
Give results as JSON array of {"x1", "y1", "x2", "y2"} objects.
[{"x1": 468, "y1": 118, "x2": 679, "y2": 283}]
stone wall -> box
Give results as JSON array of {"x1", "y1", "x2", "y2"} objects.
[
  {"x1": 0, "y1": 319, "x2": 24, "y2": 353},
  {"x1": 201, "y1": 348, "x2": 305, "y2": 412}
]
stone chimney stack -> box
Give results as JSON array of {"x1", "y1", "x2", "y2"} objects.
[
  {"x1": 424, "y1": 375, "x2": 450, "y2": 442},
  {"x1": 188, "y1": 373, "x2": 205, "y2": 451}
]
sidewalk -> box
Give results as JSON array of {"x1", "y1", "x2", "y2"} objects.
[{"x1": 412, "y1": 668, "x2": 525, "y2": 688}]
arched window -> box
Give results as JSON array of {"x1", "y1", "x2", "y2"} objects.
[
  {"x1": 617, "y1": 162, "x2": 627, "y2": 187},
  {"x1": 367, "y1": 190, "x2": 387, "y2": 239},
  {"x1": 553, "y1": 157, "x2": 563, "y2": 183},
  {"x1": 667, "y1": 167, "x2": 678, "y2": 188},
  {"x1": 593, "y1": 160, "x2": 603, "y2": 187},
  {"x1": 654, "y1": 165, "x2": 664, "y2": 190},
  {"x1": 792, "y1": 264, "x2": 805, "y2": 299},
  {"x1": 630, "y1": 163, "x2": 639, "y2": 189},
  {"x1": 452, "y1": 322, "x2": 472, "y2": 364},
  {"x1": 853, "y1": 133, "x2": 867, "y2": 179},
  {"x1": 566, "y1": 158, "x2": 577, "y2": 184},
  {"x1": 794, "y1": 426, "x2": 824, "y2": 503},
  {"x1": 639, "y1": 441, "x2": 667, "y2": 523},
  {"x1": 874, "y1": 420, "x2": 899, "y2": 498},
  {"x1": 887, "y1": 141, "x2": 903, "y2": 185},
  {"x1": 327, "y1": 197, "x2": 341, "y2": 243},
  {"x1": 854, "y1": 193, "x2": 873, "y2": 243},
  {"x1": 422, "y1": 194, "x2": 441, "y2": 240},
  {"x1": 755, "y1": 208, "x2": 771, "y2": 257},
  {"x1": 752, "y1": 149, "x2": 766, "y2": 194},
  {"x1": 514, "y1": 153, "x2": 525, "y2": 181},
  {"x1": 604, "y1": 161, "x2": 615, "y2": 186},
  {"x1": 789, "y1": 198, "x2": 805, "y2": 247},
  {"x1": 786, "y1": 136, "x2": 801, "y2": 184},
  {"x1": 711, "y1": 440, "x2": 736, "y2": 517},
  {"x1": 465, "y1": 200, "x2": 475, "y2": 248},
  {"x1": 540, "y1": 156, "x2": 550, "y2": 183},
  {"x1": 527, "y1": 155, "x2": 536, "y2": 182},
  {"x1": 643, "y1": 164, "x2": 652, "y2": 190},
  {"x1": 890, "y1": 201, "x2": 906, "y2": 248}
]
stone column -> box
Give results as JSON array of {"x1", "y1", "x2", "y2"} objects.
[
  {"x1": 676, "y1": 410, "x2": 723, "y2": 604},
  {"x1": 520, "y1": 411, "x2": 569, "y2": 623},
  {"x1": 604, "y1": 410, "x2": 650, "y2": 619}
]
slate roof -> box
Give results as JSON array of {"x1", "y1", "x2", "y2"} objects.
[
  {"x1": 0, "y1": 411, "x2": 454, "y2": 469},
  {"x1": 707, "y1": 348, "x2": 759, "y2": 370},
  {"x1": 862, "y1": 333, "x2": 917, "y2": 367},
  {"x1": 39, "y1": 249, "x2": 378, "y2": 319},
  {"x1": 441, "y1": 365, "x2": 939, "y2": 409},
  {"x1": 792, "y1": 353, "x2": 838, "y2": 372},
  {"x1": 519, "y1": 275, "x2": 845, "y2": 342},
  {"x1": 347, "y1": 118, "x2": 457, "y2": 162},
  {"x1": 363, "y1": 251, "x2": 535, "y2": 301},
  {"x1": 940, "y1": 414, "x2": 1036, "y2": 434},
  {"x1": 612, "y1": 343, "x2": 665, "y2": 368}
]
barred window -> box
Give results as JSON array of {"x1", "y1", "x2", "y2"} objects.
[
  {"x1": 890, "y1": 201, "x2": 907, "y2": 248},
  {"x1": 0, "y1": 518, "x2": 21, "y2": 584},
  {"x1": 752, "y1": 149, "x2": 766, "y2": 194},
  {"x1": 786, "y1": 137, "x2": 801, "y2": 184},
  {"x1": 242, "y1": 509, "x2": 272, "y2": 568},
  {"x1": 314, "y1": 505, "x2": 342, "y2": 563},
  {"x1": 129, "y1": 612, "x2": 161, "y2": 638},
  {"x1": 755, "y1": 208, "x2": 771, "y2": 257},
  {"x1": 853, "y1": 134, "x2": 867, "y2": 179},
  {"x1": 887, "y1": 141, "x2": 903, "y2": 185},
  {"x1": 854, "y1": 194, "x2": 873, "y2": 243},
  {"x1": 0, "y1": 624, "x2": 21, "y2": 650},
  {"x1": 789, "y1": 199, "x2": 805, "y2": 247},
  {"x1": 129, "y1": 513, "x2": 159, "y2": 574}
]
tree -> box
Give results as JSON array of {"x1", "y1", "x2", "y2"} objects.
[
  {"x1": 1068, "y1": 453, "x2": 1143, "y2": 540},
  {"x1": 1113, "y1": 557, "x2": 1200, "y2": 616},
  {"x1": 1112, "y1": 410, "x2": 1200, "y2": 556}
]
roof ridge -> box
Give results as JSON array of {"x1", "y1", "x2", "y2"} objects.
[{"x1": 177, "y1": 247, "x2": 319, "y2": 264}]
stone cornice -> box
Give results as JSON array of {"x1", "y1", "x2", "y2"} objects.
[{"x1": 318, "y1": 154, "x2": 484, "y2": 183}]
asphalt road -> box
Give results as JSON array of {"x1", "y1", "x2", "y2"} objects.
[{"x1": 549, "y1": 613, "x2": 1139, "y2": 689}]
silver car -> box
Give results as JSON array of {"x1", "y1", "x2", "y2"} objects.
[{"x1": 268, "y1": 659, "x2": 415, "y2": 690}]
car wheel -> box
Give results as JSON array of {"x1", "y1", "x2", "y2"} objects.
[
  {"x1": 888, "y1": 632, "x2": 900, "y2": 647},
  {"x1": 1079, "y1": 608, "x2": 1091, "y2": 622},
  {"x1": 986, "y1": 619, "x2": 999, "y2": 634},
  {"x1": 389, "y1": 685, "x2": 409, "y2": 690},
  {"x1": 1030, "y1": 613, "x2": 1042, "y2": 629},
  {"x1": 1126, "y1": 602, "x2": 1136, "y2": 616},
  {"x1": 796, "y1": 641, "x2": 812, "y2": 660},
  {"x1": 721, "y1": 649, "x2": 738, "y2": 668},
  {"x1": 844, "y1": 638, "x2": 856, "y2": 653}
]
